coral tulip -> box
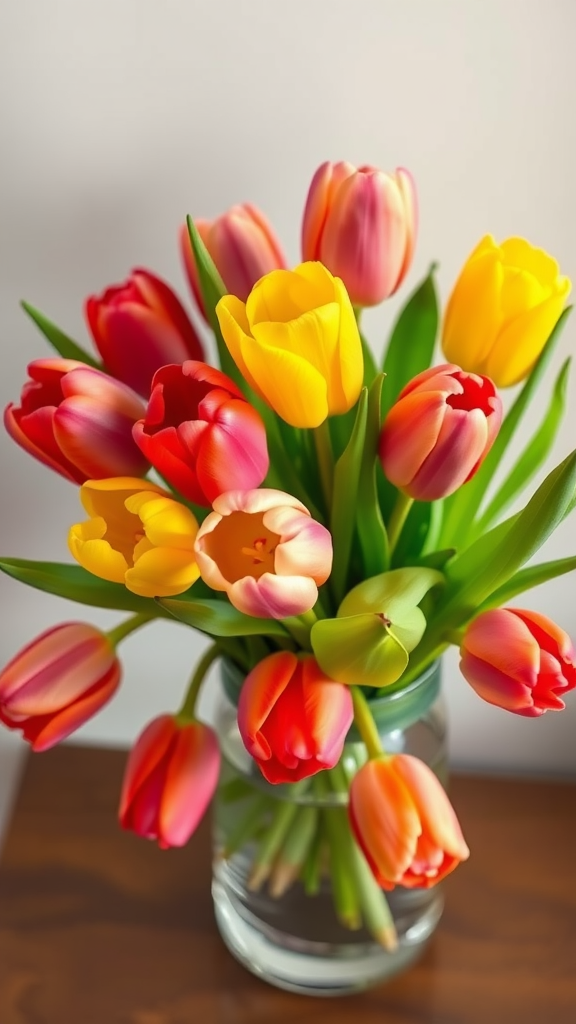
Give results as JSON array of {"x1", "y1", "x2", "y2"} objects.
[
  {"x1": 442, "y1": 235, "x2": 571, "y2": 387},
  {"x1": 379, "y1": 363, "x2": 502, "y2": 501},
  {"x1": 68, "y1": 477, "x2": 200, "y2": 598},
  {"x1": 133, "y1": 361, "x2": 269, "y2": 505},
  {"x1": 85, "y1": 268, "x2": 204, "y2": 397},
  {"x1": 302, "y1": 161, "x2": 417, "y2": 306},
  {"x1": 238, "y1": 652, "x2": 353, "y2": 784},
  {"x1": 4, "y1": 359, "x2": 149, "y2": 483},
  {"x1": 119, "y1": 714, "x2": 220, "y2": 848},
  {"x1": 0, "y1": 622, "x2": 121, "y2": 751},
  {"x1": 194, "y1": 488, "x2": 332, "y2": 618},
  {"x1": 216, "y1": 261, "x2": 363, "y2": 428},
  {"x1": 180, "y1": 204, "x2": 286, "y2": 315},
  {"x1": 349, "y1": 754, "x2": 469, "y2": 890},
  {"x1": 460, "y1": 607, "x2": 576, "y2": 716}
]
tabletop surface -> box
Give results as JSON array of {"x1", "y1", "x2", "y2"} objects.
[{"x1": 0, "y1": 745, "x2": 575, "y2": 1024}]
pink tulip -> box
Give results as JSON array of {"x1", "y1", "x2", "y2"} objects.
[
  {"x1": 4, "y1": 359, "x2": 149, "y2": 483},
  {"x1": 237, "y1": 652, "x2": 353, "y2": 783},
  {"x1": 349, "y1": 754, "x2": 469, "y2": 890},
  {"x1": 379, "y1": 363, "x2": 502, "y2": 500},
  {"x1": 180, "y1": 204, "x2": 286, "y2": 316},
  {"x1": 0, "y1": 623, "x2": 121, "y2": 751},
  {"x1": 301, "y1": 161, "x2": 417, "y2": 306},
  {"x1": 460, "y1": 608, "x2": 576, "y2": 717},
  {"x1": 194, "y1": 488, "x2": 333, "y2": 618},
  {"x1": 119, "y1": 714, "x2": 220, "y2": 848},
  {"x1": 132, "y1": 361, "x2": 269, "y2": 506},
  {"x1": 85, "y1": 268, "x2": 204, "y2": 397}
]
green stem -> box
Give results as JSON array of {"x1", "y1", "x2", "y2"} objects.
[
  {"x1": 387, "y1": 492, "x2": 414, "y2": 556},
  {"x1": 280, "y1": 610, "x2": 317, "y2": 649},
  {"x1": 177, "y1": 643, "x2": 221, "y2": 722},
  {"x1": 106, "y1": 613, "x2": 154, "y2": 648},
  {"x1": 351, "y1": 687, "x2": 385, "y2": 759},
  {"x1": 313, "y1": 419, "x2": 335, "y2": 512}
]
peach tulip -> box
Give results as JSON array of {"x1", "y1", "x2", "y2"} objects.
[
  {"x1": 302, "y1": 161, "x2": 417, "y2": 306},
  {"x1": 119, "y1": 714, "x2": 220, "y2": 848},
  {"x1": 349, "y1": 754, "x2": 469, "y2": 889},
  {"x1": 180, "y1": 204, "x2": 286, "y2": 316},
  {"x1": 4, "y1": 359, "x2": 148, "y2": 483},
  {"x1": 0, "y1": 622, "x2": 121, "y2": 751},
  {"x1": 194, "y1": 488, "x2": 332, "y2": 618},
  {"x1": 460, "y1": 608, "x2": 576, "y2": 716},
  {"x1": 86, "y1": 268, "x2": 204, "y2": 397},
  {"x1": 237, "y1": 652, "x2": 354, "y2": 783},
  {"x1": 379, "y1": 363, "x2": 502, "y2": 501}
]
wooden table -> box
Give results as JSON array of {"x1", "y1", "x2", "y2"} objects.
[{"x1": 0, "y1": 747, "x2": 575, "y2": 1024}]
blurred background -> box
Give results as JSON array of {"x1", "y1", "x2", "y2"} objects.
[{"x1": 1, "y1": 0, "x2": 575, "y2": 792}]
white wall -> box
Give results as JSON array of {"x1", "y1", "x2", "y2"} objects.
[{"x1": 0, "y1": 0, "x2": 575, "y2": 774}]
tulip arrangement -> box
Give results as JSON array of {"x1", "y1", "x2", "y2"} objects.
[{"x1": 1, "y1": 159, "x2": 575, "y2": 966}]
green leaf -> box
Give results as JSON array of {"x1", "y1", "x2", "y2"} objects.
[
  {"x1": 360, "y1": 329, "x2": 378, "y2": 388},
  {"x1": 339, "y1": 566, "x2": 445, "y2": 621},
  {"x1": 159, "y1": 595, "x2": 290, "y2": 638},
  {"x1": 0, "y1": 558, "x2": 170, "y2": 615},
  {"x1": 21, "y1": 301, "x2": 101, "y2": 368},
  {"x1": 330, "y1": 389, "x2": 368, "y2": 601},
  {"x1": 475, "y1": 358, "x2": 571, "y2": 536},
  {"x1": 185, "y1": 215, "x2": 240, "y2": 383},
  {"x1": 439, "y1": 306, "x2": 573, "y2": 547},
  {"x1": 381, "y1": 264, "x2": 438, "y2": 420},
  {"x1": 478, "y1": 554, "x2": 576, "y2": 611},
  {"x1": 440, "y1": 448, "x2": 576, "y2": 621},
  {"x1": 311, "y1": 613, "x2": 409, "y2": 688},
  {"x1": 356, "y1": 374, "x2": 389, "y2": 575}
]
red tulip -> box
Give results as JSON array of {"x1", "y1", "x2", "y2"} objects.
[
  {"x1": 85, "y1": 268, "x2": 204, "y2": 397},
  {"x1": 302, "y1": 161, "x2": 417, "y2": 306},
  {"x1": 119, "y1": 714, "x2": 220, "y2": 848},
  {"x1": 237, "y1": 652, "x2": 353, "y2": 784},
  {"x1": 4, "y1": 359, "x2": 148, "y2": 483},
  {"x1": 132, "y1": 361, "x2": 269, "y2": 505},
  {"x1": 460, "y1": 607, "x2": 576, "y2": 717},
  {"x1": 379, "y1": 363, "x2": 502, "y2": 500},
  {"x1": 349, "y1": 754, "x2": 469, "y2": 890},
  {"x1": 180, "y1": 204, "x2": 286, "y2": 317},
  {"x1": 0, "y1": 623, "x2": 121, "y2": 751}
]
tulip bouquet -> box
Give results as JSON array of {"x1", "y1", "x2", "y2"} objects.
[{"x1": 1, "y1": 162, "x2": 575, "y2": 984}]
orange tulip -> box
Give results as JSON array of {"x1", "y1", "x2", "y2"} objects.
[{"x1": 349, "y1": 754, "x2": 469, "y2": 889}]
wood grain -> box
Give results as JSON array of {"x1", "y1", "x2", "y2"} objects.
[{"x1": 0, "y1": 746, "x2": 575, "y2": 1024}]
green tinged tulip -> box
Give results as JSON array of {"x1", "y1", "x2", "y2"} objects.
[{"x1": 311, "y1": 567, "x2": 444, "y2": 687}]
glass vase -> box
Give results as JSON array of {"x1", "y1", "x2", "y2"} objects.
[{"x1": 211, "y1": 659, "x2": 447, "y2": 996}]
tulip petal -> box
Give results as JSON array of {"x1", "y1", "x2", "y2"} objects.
[
  {"x1": 27, "y1": 663, "x2": 121, "y2": 752},
  {"x1": 119, "y1": 715, "x2": 176, "y2": 822},
  {"x1": 237, "y1": 652, "x2": 298, "y2": 760},
  {"x1": 53, "y1": 397, "x2": 148, "y2": 478},
  {"x1": 392, "y1": 755, "x2": 470, "y2": 861},
  {"x1": 126, "y1": 547, "x2": 199, "y2": 597},
  {"x1": 228, "y1": 573, "x2": 318, "y2": 618},
  {"x1": 241, "y1": 330, "x2": 329, "y2": 428},
  {"x1": 159, "y1": 723, "x2": 220, "y2": 846},
  {"x1": 484, "y1": 288, "x2": 571, "y2": 386},
  {"x1": 442, "y1": 247, "x2": 504, "y2": 369},
  {"x1": 215, "y1": 295, "x2": 264, "y2": 397}
]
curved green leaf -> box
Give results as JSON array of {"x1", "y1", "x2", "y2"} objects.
[
  {"x1": 356, "y1": 374, "x2": 389, "y2": 575},
  {"x1": 478, "y1": 555, "x2": 576, "y2": 611},
  {"x1": 381, "y1": 264, "x2": 438, "y2": 419},
  {"x1": 439, "y1": 306, "x2": 572, "y2": 547},
  {"x1": 21, "y1": 301, "x2": 101, "y2": 368},
  {"x1": 330, "y1": 389, "x2": 368, "y2": 601},
  {"x1": 0, "y1": 558, "x2": 170, "y2": 615},
  {"x1": 159, "y1": 594, "x2": 290, "y2": 638},
  {"x1": 472, "y1": 357, "x2": 571, "y2": 537}
]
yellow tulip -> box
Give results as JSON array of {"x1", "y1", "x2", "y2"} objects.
[
  {"x1": 68, "y1": 477, "x2": 200, "y2": 598},
  {"x1": 215, "y1": 261, "x2": 363, "y2": 427},
  {"x1": 442, "y1": 236, "x2": 571, "y2": 387}
]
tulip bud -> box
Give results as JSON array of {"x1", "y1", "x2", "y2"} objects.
[
  {"x1": 4, "y1": 359, "x2": 149, "y2": 484},
  {"x1": 237, "y1": 652, "x2": 353, "y2": 784},
  {"x1": 0, "y1": 622, "x2": 121, "y2": 751},
  {"x1": 460, "y1": 607, "x2": 576, "y2": 716},
  {"x1": 379, "y1": 363, "x2": 502, "y2": 501},
  {"x1": 216, "y1": 261, "x2": 363, "y2": 428},
  {"x1": 194, "y1": 487, "x2": 333, "y2": 618},
  {"x1": 69, "y1": 477, "x2": 200, "y2": 598},
  {"x1": 180, "y1": 204, "x2": 287, "y2": 316},
  {"x1": 132, "y1": 361, "x2": 269, "y2": 506},
  {"x1": 349, "y1": 754, "x2": 469, "y2": 890},
  {"x1": 442, "y1": 236, "x2": 571, "y2": 387},
  {"x1": 119, "y1": 714, "x2": 220, "y2": 848},
  {"x1": 302, "y1": 161, "x2": 417, "y2": 306},
  {"x1": 85, "y1": 268, "x2": 204, "y2": 397}
]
